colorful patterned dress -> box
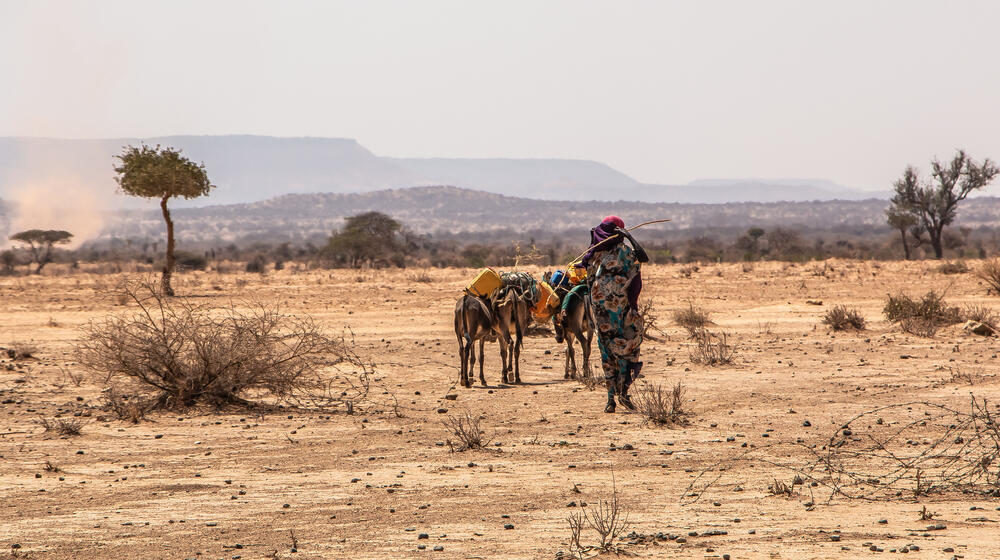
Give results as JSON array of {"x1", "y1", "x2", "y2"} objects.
[{"x1": 586, "y1": 241, "x2": 644, "y2": 396}]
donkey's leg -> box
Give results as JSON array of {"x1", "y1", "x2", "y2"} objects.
[
  {"x1": 566, "y1": 336, "x2": 578, "y2": 379},
  {"x1": 478, "y1": 338, "x2": 487, "y2": 386},
  {"x1": 498, "y1": 337, "x2": 510, "y2": 384},
  {"x1": 463, "y1": 338, "x2": 475, "y2": 388},
  {"x1": 458, "y1": 337, "x2": 467, "y2": 387},
  {"x1": 582, "y1": 331, "x2": 594, "y2": 378},
  {"x1": 563, "y1": 338, "x2": 572, "y2": 379},
  {"x1": 513, "y1": 331, "x2": 522, "y2": 384}
]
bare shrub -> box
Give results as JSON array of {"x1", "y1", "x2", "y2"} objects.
[
  {"x1": 78, "y1": 278, "x2": 371, "y2": 411},
  {"x1": 883, "y1": 290, "x2": 962, "y2": 336},
  {"x1": 566, "y1": 511, "x2": 586, "y2": 559},
  {"x1": 442, "y1": 410, "x2": 494, "y2": 451},
  {"x1": 673, "y1": 302, "x2": 710, "y2": 337},
  {"x1": 586, "y1": 475, "x2": 631, "y2": 552},
  {"x1": 689, "y1": 328, "x2": 735, "y2": 365},
  {"x1": 822, "y1": 305, "x2": 866, "y2": 331},
  {"x1": 564, "y1": 471, "x2": 631, "y2": 556},
  {"x1": 638, "y1": 298, "x2": 664, "y2": 340},
  {"x1": 631, "y1": 381, "x2": 686, "y2": 425},
  {"x1": 976, "y1": 257, "x2": 1000, "y2": 294},
  {"x1": 936, "y1": 261, "x2": 968, "y2": 275},
  {"x1": 36, "y1": 417, "x2": 85, "y2": 436}
]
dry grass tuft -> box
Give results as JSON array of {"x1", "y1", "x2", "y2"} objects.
[
  {"x1": 442, "y1": 410, "x2": 494, "y2": 451},
  {"x1": 962, "y1": 304, "x2": 997, "y2": 328},
  {"x1": 678, "y1": 265, "x2": 699, "y2": 278},
  {"x1": 631, "y1": 381, "x2": 686, "y2": 425},
  {"x1": 822, "y1": 305, "x2": 866, "y2": 331},
  {"x1": 936, "y1": 261, "x2": 969, "y2": 275},
  {"x1": 36, "y1": 416, "x2": 85, "y2": 436},
  {"x1": 101, "y1": 388, "x2": 154, "y2": 423},
  {"x1": 673, "y1": 303, "x2": 711, "y2": 337},
  {"x1": 689, "y1": 328, "x2": 735, "y2": 365},
  {"x1": 408, "y1": 270, "x2": 434, "y2": 283},
  {"x1": 883, "y1": 290, "x2": 962, "y2": 337}
]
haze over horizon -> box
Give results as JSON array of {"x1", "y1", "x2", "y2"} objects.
[{"x1": 3, "y1": 0, "x2": 999, "y2": 192}]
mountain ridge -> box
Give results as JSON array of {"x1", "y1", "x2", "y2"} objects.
[{"x1": 0, "y1": 135, "x2": 885, "y2": 206}]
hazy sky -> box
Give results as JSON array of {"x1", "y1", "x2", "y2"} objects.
[{"x1": 2, "y1": 0, "x2": 999, "y2": 189}]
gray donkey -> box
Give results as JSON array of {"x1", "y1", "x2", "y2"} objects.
[
  {"x1": 454, "y1": 290, "x2": 528, "y2": 387},
  {"x1": 552, "y1": 286, "x2": 594, "y2": 379},
  {"x1": 493, "y1": 288, "x2": 529, "y2": 384},
  {"x1": 454, "y1": 294, "x2": 496, "y2": 388}
]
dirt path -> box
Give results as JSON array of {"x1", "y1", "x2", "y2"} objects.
[{"x1": 1, "y1": 261, "x2": 999, "y2": 559}]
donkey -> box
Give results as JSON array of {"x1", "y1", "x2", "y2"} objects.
[
  {"x1": 492, "y1": 288, "x2": 530, "y2": 384},
  {"x1": 454, "y1": 294, "x2": 497, "y2": 387},
  {"x1": 552, "y1": 285, "x2": 594, "y2": 379}
]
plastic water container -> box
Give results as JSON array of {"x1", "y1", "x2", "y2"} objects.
[
  {"x1": 466, "y1": 267, "x2": 502, "y2": 297},
  {"x1": 568, "y1": 264, "x2": 588, "y2": 285},
  {"x1": 531, "y1": 281, "x2": 560, "y2": 321}
]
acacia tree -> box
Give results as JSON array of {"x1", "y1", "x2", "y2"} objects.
[
  {"x1": 887, "y1": 150, "x2": 999, "y2": 259},
  {"x1": 9, "y1": 229, "x2": 73, "y2": 273},
  {"x1": 114, "y1": 144, "x2": 214, "y2": 295},
  {"x1": 323, "y1": 211, "x2": 403, "y2": 268},
  {"x1": 885, "y1": 207, "x2": 919, "y2": 260}
]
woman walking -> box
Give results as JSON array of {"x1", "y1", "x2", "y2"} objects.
[{"x1": 577, "y1": 215, "x2": 649, "y2": 412}]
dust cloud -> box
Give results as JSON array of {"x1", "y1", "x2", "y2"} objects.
[{"x1": 1, "y1": 176, "x2": 111, "y2": 249}]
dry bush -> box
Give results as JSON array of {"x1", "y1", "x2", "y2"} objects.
[
  {"x1": 962, "y1": 304, "x2": 997, "y2": 327},
  {"x1": 976, "y1": 257, "x2": 1000, "y2": 294},
  {"x1": 638, "y1": 298, "x2": 664, "y2": 340},
  {"x1": 78, "y1": 278, "x2": 371, "y2": 412},
  {"x1": 883, "y1": 290, "x2": 962, "y2": 336},
  {"x1": 565, "y1": 472, "x2": 631, "y2": 557},
  {"x1": 631, "y1": 381, "x2": 686, "y2": 425},
  {"x1": 936, "y1": 261, "x2": 969, "y2": 275},
  {"x1": 36, "y1": 417, "x2": 85, "y2": 436},
  {"x1": 673, "y1": 302, "x2": 710, "y2": 337},
  {"x1": 822, "y1": 305, "x2": 866, "y2": 331},
  {"x1": 586, "y1": 475, "x2": 631, "y2": 552},
  {"x1": 6, "y1": 342, "x2": 38, "y2": 360},
  {"x1": 689, "y1": 328, "x2": 735, "y2": 365},
  {"x1": 678, "y1": 265, "x2": 699, "y2": 278},
  {"x1": 566, "y1": 511, "x2": 586, "y2": 559},
  {"x1": 442, "y1": 410, "x2": 494, "y2": 451}
]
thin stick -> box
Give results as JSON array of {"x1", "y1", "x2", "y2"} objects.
[{"x1": 566, "y1": 218, "x2": 671, "y2": 268}]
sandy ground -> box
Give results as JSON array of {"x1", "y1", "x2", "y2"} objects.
[{"x1": 2, "y1": 260, "x2": 999, "y2": 560}]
